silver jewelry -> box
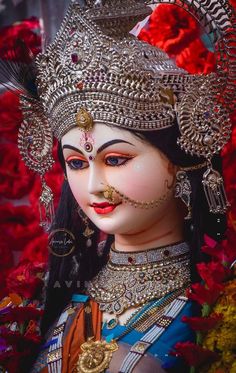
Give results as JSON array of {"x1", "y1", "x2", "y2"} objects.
[
  {"x1": 86, "y1": 242, "x2": 190, "y2": 315},
  {"x1": 174, "y1": 170, "x2": 192, "y2": 220}
]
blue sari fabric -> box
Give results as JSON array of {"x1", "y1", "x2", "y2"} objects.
[{"x1": 102, "y1": 300, "x2": 195, "y2": 371}]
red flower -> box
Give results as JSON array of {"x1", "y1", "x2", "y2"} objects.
[
  {"x1": 176, "y1": 38, "x2": 215, "y2": 74},
  {"x1": 229, "y1": 0, "x2": 236, "y2": 10},
  {"x1": 0, "y1": 327, "x2": 42, "y2": 346},
  {"x1": 20, "y1": 233, "x2": 49, "y2": 264},
  {"x1": 0, "y1": 350, "x2": 26, "y2": 373},
  {"x1": 0, "y1": 203, "x2": 43, "y2": 252},
  {"x1": 197, "y1": 262, "x2": 231, "y2": 287},
  {"x1": 0, "y1": 17, "x2": 41, "y2": 61},
  {"x1": 0, "y1": 91, "x2": 22, "y2": 143},
  {"x1": 0, "y1": 242, "x2": 14, "y2": 299},
  {"x1": 0, "y1": 143, "x2": 35, "y2": 199},
  {"x1": 182, "y1": 314, "x2": 222, "y2": 331},
  {"x1": 171, "y1": 341, "x2": 219, "y2": 367},
  {"x1": 187, "y1": 282, "x2": 224, "y2": 305},
  {"x1": 139, "y1": 4, "x2": 199, "y2": 55},
  {"x1": 6, "y1": 260, "x2": 45, "y2": 299},
  {"x1": 0, "y1": 307, "x2": 43, "y2": 324},
  {"x1": 202, "y1": 230, "x2": 236, "y2": 266}
]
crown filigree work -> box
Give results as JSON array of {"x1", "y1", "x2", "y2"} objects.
[{"x1": 35, "y1": 2, "x2": 194, "y2": 139}]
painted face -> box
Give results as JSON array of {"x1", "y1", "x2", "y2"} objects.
[{"x1": 61, "y1": 123, "x2": 177, "y2": 235}]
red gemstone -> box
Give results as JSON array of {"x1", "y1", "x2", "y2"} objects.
[
  {"x1": 163, "y1": 250, "x2": 170, "y2": 257},
  {"x1": 71, "y1": 53, "x2": 79, "y2": 64},
  {"x1": 128, "y1": 257, "x2": 133, "y2": 264},
  {"x1": 77, "y1": 81, "x2": 84, "y2": 90}
]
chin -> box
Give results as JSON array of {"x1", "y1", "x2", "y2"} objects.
[{"x1": 91, "y1": 217, "x2": 126, "y2": 235}]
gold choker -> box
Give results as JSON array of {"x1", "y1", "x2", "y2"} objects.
[{"x1": 86, "y1": 242, "x2": 190, "y2": 315}]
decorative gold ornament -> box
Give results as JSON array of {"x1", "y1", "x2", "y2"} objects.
[
  {"x1": 77, "y1": 337, "x2": 118, "y2": 373},
  {"x1": 76, "y1": 108, "x2": 94, "y2": 132},
  {"x1": 77, "y1": 207, "x2": 95, "y2": 247},
  {"x1": 102, "y1": 181, "x2": 172, "y2": 209}
]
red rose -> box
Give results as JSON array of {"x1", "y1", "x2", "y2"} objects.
[
  {"x1": 197, "y1": 261, "x2": 231, "y2": 286},
  {"x1": 0, "y1": 328, "x2": 41, "y2": 350},
  {"x1": 0, "y1": 91, "x2": 22, "y2": 143},
  {"x1": 0, "y1": 17, "x2": 41, "y2": 61},
  {"x1": 139, "y1": 4, "x2": 199, "y2": 55},
  {"x1": 175, "y1": 38, "x2": 215, "y2": 74},
  {"x1": 20, "y1": 233, "x2": 49, "y2": 264},
  {"x1": 182, "y1": 314, "x2": 222, "y2": 331},
  {"x1": 0, "y1": 307, "x2": 43, "y2": 324},
  {"x1": 0, "y1": 203, "x2": 43, "y2": 252},
  {"x1": 202, "y1": 229, "x2": 236, "y2": 266},
  {"x1": 187, "y1": 282, "x2": 224, "y2": 305},
  {"x1": 0, "y1": 143, "x2": 35, "y2": 199},
  {"x1": 229, "y1": 0, "x2": 236, "y2": 10},
  {"x1": 171, "y1": 341, "x2": 219, "y2": 367},
  {"x1": 0, "y1": 350, "x2": 25, "y2": 373},
  {"x1": 0, "y1": 242, "x2": 14, "y2": 298},
  {"x1": 6, "y1": 260, "x2": 46, "y2": 299}
]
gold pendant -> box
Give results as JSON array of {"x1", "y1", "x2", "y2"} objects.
[{"x1": 77, "y1": 337, "x2": 118, "y2": 373}]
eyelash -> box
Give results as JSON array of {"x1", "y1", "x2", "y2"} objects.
[{"x1": 65, "y1": 156, "x2": 132, "y2": 170}]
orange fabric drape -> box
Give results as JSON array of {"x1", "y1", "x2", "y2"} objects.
[{"x1": 62, "y1": 300, "x2": 102, "y2": 373}]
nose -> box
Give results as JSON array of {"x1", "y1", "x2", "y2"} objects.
[{"x1": 87, "y1": 163, "x2": 106, "y2": 195}]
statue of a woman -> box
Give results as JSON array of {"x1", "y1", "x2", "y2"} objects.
[{"x1": 3, "y1": 0, "x2": 235, "y2": 372}]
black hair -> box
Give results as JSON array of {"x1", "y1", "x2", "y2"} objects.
[{"x1": 40, "y1": 120, "x2": 227, "y2": 336}]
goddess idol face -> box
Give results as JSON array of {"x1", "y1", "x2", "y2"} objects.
[{"x1": 61, "y1": 123, "x2": 180, "y2": 239}]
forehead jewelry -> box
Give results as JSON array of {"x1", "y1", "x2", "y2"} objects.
[
  {"x1": 103, "y1": 180, "x2": 172, "y2": 209},
  {"x1": 80, "y1": 132, "x2": 95, "y2": 153}
]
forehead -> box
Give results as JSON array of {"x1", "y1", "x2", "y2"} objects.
[{"x1": 61, "y1": 123, "x2": 142, "y2": 147}]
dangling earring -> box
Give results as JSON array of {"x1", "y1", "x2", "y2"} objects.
[
  {"x1": 77, "y1": 207, "x2": 94, "y2": 247},
  {"x1": 174, "y1": 170, "x2": 192, "y2": 220}
]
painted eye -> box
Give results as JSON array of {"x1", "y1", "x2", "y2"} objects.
[
  {"x1": 66, "y1": 158, "x2": 89, "y2": 170},
  {"x1": 105, "y1": 156, "x2": 130, "y2": 166}
]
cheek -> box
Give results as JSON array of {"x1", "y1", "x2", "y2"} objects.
[
  {"x1": 67, "y1": 172, "x2": 88, "y2": 206},
  {"x1": 108, "y1": 155, "x2": 173, "y2": 199}
]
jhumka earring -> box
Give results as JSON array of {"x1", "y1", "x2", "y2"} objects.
[
  {"x1": 174, "y1": 170, "x2": 192, "y2": 220},
  {"x1": 77, "y1": 207, "x2": 94, "y2": 248}
]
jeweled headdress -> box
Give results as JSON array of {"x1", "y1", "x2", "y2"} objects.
[{"x1": 2, "y1": 0, "x2": 236, "y2": 229}]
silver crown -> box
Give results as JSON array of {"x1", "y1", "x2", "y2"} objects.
[{"x1": 35, "y1": 1, "x2": 192, "y2": 139}]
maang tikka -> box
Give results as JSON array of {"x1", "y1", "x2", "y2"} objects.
[{"x1": 77, "y1": 206, "x2": 94, "y2": 248}]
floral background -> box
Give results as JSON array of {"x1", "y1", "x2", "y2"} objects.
[{"x1": 0, "y1": 3, "x2": 235, "y2": 372}]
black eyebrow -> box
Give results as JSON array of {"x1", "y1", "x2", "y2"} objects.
[
  {"x1": 97, "y1": 140, "x2": 134, "y2": 153},
  {"x1": 62, "y1": 145, "x2": 83, "y2": 154},
  {"x1": 62, "y1": 140, "x2": 134, "y2": 155}
]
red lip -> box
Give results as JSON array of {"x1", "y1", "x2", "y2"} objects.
[
  {"x1": 91, "y1": 202, "x2": 116, "y2": 208},
  {"x1": 91, "y1": 202, "x2": 121, "y2": 215}
]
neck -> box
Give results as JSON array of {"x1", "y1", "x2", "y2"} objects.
[{"x1": 114, "y1": 199, "x2": 185, "y2": 252}]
